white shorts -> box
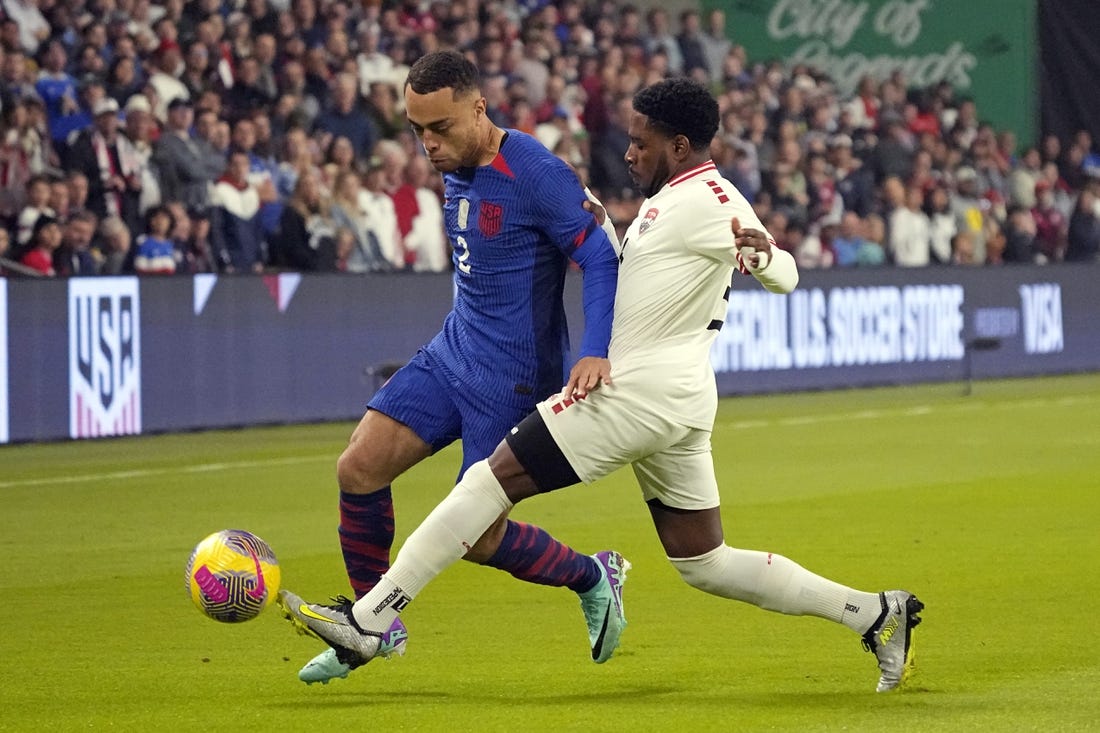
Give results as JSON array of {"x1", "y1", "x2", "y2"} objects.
[{"x1": 535, "y1": 386, "x2": 720, "y2": 511}]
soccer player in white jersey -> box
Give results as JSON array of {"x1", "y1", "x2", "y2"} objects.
[{"x1": 279, "y1": 78, "x2": 924, "y2": 692}]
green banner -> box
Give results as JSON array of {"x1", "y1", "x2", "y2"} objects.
[{"x1": 707, "y1": 0, "x2": 1037, "y2": 145}]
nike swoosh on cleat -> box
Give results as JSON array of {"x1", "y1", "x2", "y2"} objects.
[
  {"x1": 591, "y1": 599, "x2": 611, "y2": 660},
  {"x1": 298, "y1": 605, "x2": 341, "y2": 624}
]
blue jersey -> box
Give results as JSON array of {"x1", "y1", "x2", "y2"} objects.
[
  {"x1": 425, "y1": 130, "x2": 617, "y2": 409},
  {"x1": 35, "y1": 72, "x2": 79, "y2": 142}
]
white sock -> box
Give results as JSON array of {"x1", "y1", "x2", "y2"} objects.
[
  {"x1": 669, "y1": 546, "x2": 881, "y2": 633},
  {"x1": 351, "y1": 460, "x2": 512, "y2": 634}
]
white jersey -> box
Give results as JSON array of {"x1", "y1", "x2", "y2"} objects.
[
  {"x1": 607, "y1": 160, "x2": 764, "y2": 429},
  {"x1": 534, "y1": 160, "x2": 795, "y2": 505}
]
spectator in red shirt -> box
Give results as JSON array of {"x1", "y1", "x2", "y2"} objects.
[{"x1": 19, "y1": 214, "x2": 61, "y2": 275}]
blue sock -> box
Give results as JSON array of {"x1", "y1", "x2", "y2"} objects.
[
  {"x1": 484, "y1": 520, "x2": 601, "y2": 593},
  {"x1": 338, "y1": 487, "x2": 394, "y2": 599}
]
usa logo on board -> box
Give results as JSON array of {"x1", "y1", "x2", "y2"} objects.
[{"x1": 68, "y1": 278, "x2": 142, "y2": 438}]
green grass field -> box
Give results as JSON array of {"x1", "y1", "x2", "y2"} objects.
[{"x1": 2, "y1": 374, "x2": 1099, "y2": 732}]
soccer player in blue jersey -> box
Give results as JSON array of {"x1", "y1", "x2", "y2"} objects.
[
  {"x1": 281, "y1": 77, "x2": 924, "y2": 693},
  {"x1": 281, "y1": 51, "x2": 626, "y2": 684}
]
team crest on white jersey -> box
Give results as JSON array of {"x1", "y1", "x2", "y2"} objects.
[
  {"x1": 457, "y1": 198, "x2": 470, "y2": 230},
  {"x1": 639, "y1": 207, "x2": 659, "y2": 235}
]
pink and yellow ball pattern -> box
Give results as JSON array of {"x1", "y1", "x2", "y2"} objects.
[{"x1": 186, "y1": 529, "x2": 281, "y2": 623}]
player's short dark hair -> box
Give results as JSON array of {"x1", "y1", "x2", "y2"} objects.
[
  {"x1": 405, "y1": 51, "x2": 480, "y2": 97},
  {"x1": 632, "y1": 78, "x2": 719, "y2": 152}
]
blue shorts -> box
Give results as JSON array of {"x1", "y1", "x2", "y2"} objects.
[{"x1": 367, "y1": 349, "x2": 535, "y2": 478}]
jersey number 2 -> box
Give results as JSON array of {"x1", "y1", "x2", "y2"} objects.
[{"x1": 455, "y1": 235, "x2": 472, "y2": 274}]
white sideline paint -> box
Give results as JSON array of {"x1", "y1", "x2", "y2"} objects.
[
  {"x1": 718, "y1": 393, "x2": 1099, "y2": 431},
  {"x1": 3, "y1": 393, "x2": 1096, "y2": 490},
  {"x1": 0, "y1": 454, "x2": 330, "y2": 489}
]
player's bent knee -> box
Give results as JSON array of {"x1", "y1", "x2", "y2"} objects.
[
  {"x1": 669, "y1": 545, "x2": 728, "y2": 595},
  {"x1": 336, "y1": 444, "x2": 388, "y2": 494}
]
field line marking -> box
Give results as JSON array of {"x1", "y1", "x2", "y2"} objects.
[
  {"x1": 719, "y1": 392, "x2": 1100, "y2": 431},
  {"x1": 0, "y1": 454, "x2": 331, "y2": 489}
]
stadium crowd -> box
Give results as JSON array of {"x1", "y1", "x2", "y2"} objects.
[{"x1": 0, "y1": 0, "x2": 1098, "y2": 278}]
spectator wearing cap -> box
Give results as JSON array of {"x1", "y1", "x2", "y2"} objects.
[
  {"x1": 148, "y1": 39, "x2": 188, "y2": 123},
  {"x1": 122, "y1": 94, "x2": 161, "y2": 215},
  {"x1": 66, "y1": 96, "x2": 143, "y2": 235},
  {"x1": 153, "y1": 97, "x2": 221, "y2": 213},
  {"x1": 19, "y1": 214, "x2": 61, "y2": 276}
]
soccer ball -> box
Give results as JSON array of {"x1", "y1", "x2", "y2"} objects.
[{"x1": 186, "y1": 529, "x2": 281, "y2": 623}]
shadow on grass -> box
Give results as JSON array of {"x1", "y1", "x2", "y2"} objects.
[
  {"x1": 264, "y1": 682, "x2": 956, "y2": 712},
  {"x1": 265, "y1": 683, "x2": 690, "y2": 709}
]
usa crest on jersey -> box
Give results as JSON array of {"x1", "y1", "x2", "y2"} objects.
[
  {"x1": 480, "y1": 201, "x2": 503, "y2": 237},
  {"x1": 639, "y1": 207, "x2": 659, "y2": 235}
]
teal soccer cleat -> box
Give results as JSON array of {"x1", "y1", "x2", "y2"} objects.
[{"x1": 578, "y1": 550, "x2": 630, "y2": 663}]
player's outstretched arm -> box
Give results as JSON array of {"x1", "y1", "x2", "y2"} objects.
[{"x1": 732, "y1": 216, "x2": 799, "y2": 294}]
